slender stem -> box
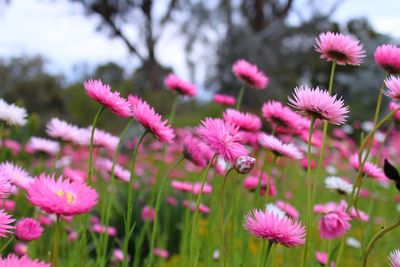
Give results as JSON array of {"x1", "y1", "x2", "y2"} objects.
[
  {"x1": 168, "y1": 94, "x2": 179, "y2": 125},
  {"x1": 328, "y1": 60, "x2": 336, "y2": 95},
  {"x1": 190, "y1": 154, "x2": 218, "y2": 262},
  {"x1": 265, "y1": 155, "x2": 278, "y2": 204},
  {"x1": 147, "y1": 155, "x2": 185, "y2": 267},
  {"x1": 52, "y1": 216, "x2": 60, "y2": 267},
  {"x1": 235, "y1": 86, "x2": 246, "y2": 110},
  {"x1": 261, "y1": 241, "x2": 274, "y2": 267},
  {"x1": 220, "y1": 168, "x2": 235, "y2": 267},
  {"x1": 254, "y1": 156, "x2": 268, "y2": 207},
  {"x1": 122, "y1": 130, "x2": 149, "y2": 267},
  {"x1": 0, "y1": 236, "x2": 13, "y2": 254},
  {"x1": 301, "y1": 117, "x2": 316, "y2": 267},
  {"x1": 363, "y1": 217, "x2": 400, "y2": 267}
]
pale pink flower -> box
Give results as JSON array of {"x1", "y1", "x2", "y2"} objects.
[
  {"x1": 46, "y1": 118, "x2": 82, "y2": 143},
  {"x1": 112, "y1": 249, "x2": 127, "y2": 262},
  {"x1": 315, "y1": 31, "x2": 365, "y2": 65},
  {"x1": 213, "y1": 94, "x2": 236, "y2": 106},
  {"x1": 196, "y1": 118, "x2": 248, "y2": 163},
  {"x1": 389, "y1": 249, "x2": 400, "y2": 267},
  {"x1": 315, "y1": 251, "x2": 335, "y2": 267},
  {"x1": 154, "y1": 248, "x2": 169, "y2": 258},
  {"x1": 385, "y1": 76, "x2": 400, "y2": 100},
  {"x1": 13, "y1": 243, "x2": 28, "y2": 256},
  {"x1": 223, "y1": 109, "x2": 262, "y2": 132},
  {"x1": 374, "y1": 44, "x2": 400, "y2": 74},
  {"x1": 128, "y1": 95, "x2": 175, "y2": 143},
  {"x1": 318, "y1": 209, "x2": 351, "y2": 239},
  {"x1": 0, "y1": 210, "x2": 15, "y2": 237},
  {"x1": 171, "y1": 180, "x2": 193, "y2": 192},
  {"x1": 0, "y1": 254, "x2": 50, "y2": 267},
  {"x1": 27, "y1": 173, "x2": 98, "y2": 216},
  {"x1": 349, "y1": 154, "x2": 388, "y2": 183},
  {"x1": 258, "y1": 133, "x2": 303, "y2": 160},
  {"x1": 276, "y1": 200, "x2": 299, "y2": 219},
  {"x1": 183, "y1": 201, "x2": 210, "y2": 213},
  {"x1": 91, "y1": 127, "x2": 119, "y2": 151},
  {"x1": 15, "y1": 218, "x2": 43, "y2": 241},
  {"x1": 288, "y1": 86, "x2": 349, "y2": 125},
  {"x1": 27, "y1": 137, "x2": 60, "y2": 156},
  {"x1": 349, "y1": 208, "x2": 369, "y2": 222},
  {"x1": 83, "y1": 79, "x2": 132, "y2": 117},
  {"x1": 232, "y1": 59, "x2": 268, "y2": 89},
  {"x1": 192, "y1": 182, "x2": 212, "y2": 195},
  {"x1": 243, "y1": 173, "x2": 276, "y2": 196},
  {"x1": 164, "y1": 73, "x2": 197, "y2": 97},
  {"x1": 1, "y1": 139, "x2": 21, "y2": 155},
  {"x1": 243, "y1": 208, "x2": 305, "y2": 247},
  {"x1": 63, "y1": 167, "x2": 87, "y2": 183}
]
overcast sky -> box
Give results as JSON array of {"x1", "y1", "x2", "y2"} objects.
[{"x1": 0, "y1": 0, "x2": 399, "y2": 82}]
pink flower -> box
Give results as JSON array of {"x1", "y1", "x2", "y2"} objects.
[
  {"x1": 349, "y1": 208, "x2": 369, "y2": 222},
  {"x1": 171, "y1": 180, "x2": 193, "y2": 192},
  {"x1": 153, "y1": 248, "x2": 169, "y2": 258},
  {"x1": 192, "y1": 182, "x2": 212, "y2": 195},
  {"x1": 63, "y1": 167, "x2": 87, "y2": 183},
  {"x1": 213, "y1": 94, "x2": 236, "y2": 106},
  {"x1": 141, "y1": 206, "x2": 155, "y2": 221},
  {"x1": 234, "y1": 155, "x2": 256, "y2": 174},
  {"x1": 276, "y1": 201, "x2": 299, "y2": 219},
  {"x1": 2, "y1": 139, "x2": 21, "y2": 155},
  {"x1": 183, "y1": 135, "x2": 212, "y2": 167},
  {"x1": 15, "y1": 218, "x2": 43, "y2": 241},
  {"x1": 83, "y1": 79, "x2": 132, "y2": 117},
  {"x1": 0, "y1": 254, "x2": 50, "y2": 267},
  {"x1": 223, "y1": 109, "x2": 262, "y2": 132},
  {"x1": 258, "y1": 133, "x2": 303, "y2": 160},
  {"x1": 164, "y1": 73, "x2": 197, "y2": 97},
  {"x1": 389, "y1": 249, "x2": 400, "y2": 267},
  {"x1": 389, "y1": 101, "x2": 400, "y2": 121},
  {"x1": 128, "y1": 95, "x2": 175, "y2": 143},
  {"x1": 318, "y1": 209, "x2": 351, "y2": 239},
  {"x1": 243, "y1": 208, "x2": 305, "y2": 247},
  {"x1": 349, "y1": 154, "x2": 388, "y2": 183},
  {"x1": 14, "y1": 243, "x2": 28, "y2": 256},
  {"x1": 385, "y1": 76, "x2": 400, "y2": 100},
  {"x1": 232, "y1": 59, "x2": 268, "y2": 89},
  {"x1": 243, "y1": 173, "x2": 276, "y2": 196},
  {"x1": 46, "y1": 118, "x2": 83, "y2": 144},
  {"x1": 196, "y1": 118, "x2": 248, "y2": 163},
  {"x1": 315, "y1": 251, "x2": 335, "y2": 266},
  {"x1": 27, "y1": 173, "x2": 98, "y2": 216},
  {"x1": 288, "y1": 86, "x2": 349, "y2": 125},
  {"x1": 315, "y1": 31, "x2": 365, "y2": 66},
  {"x1": 374, "y1": 44, "x2": 400, "y2": 74},
  {"x1": 0, "y1": 210, "x2": 14, "y2": 238},
  {"x1": 27, "y1": 137, "x2": 60, "y2": 156},
  {"x1": 91, "y1": 127, "x2": 119, "y2": 151},
  {"x1": 112, "y1": 249, "x2": 127, "y2": 262}
]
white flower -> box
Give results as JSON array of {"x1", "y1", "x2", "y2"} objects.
[
  {"x1": 324, "y1": 176, "x2": 353, "y2": 195},
  {"x1": 265, "y1": 203, "x2": 286, "y2": 219},
  {"x1": 0, "y1": 99, "x2": 27, "y2": 126},
  {"x1": 346, "y1": 237, "x2": 361, "y2": 249}
]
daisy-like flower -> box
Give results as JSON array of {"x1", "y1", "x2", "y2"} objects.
[
  {"x1": 349, "y1": 154, "x2": 388, "y2": 182},
  {"x1": 27, "y1": 173, "x2": 98, "y2": 216},
  {"x1": 0, "y1": 254, "x2": 50, "y2": 267},
  {"x1": 83, "y1": 79, "x2": 132, "y2": 117},
  {"x1": 128, "y1": 95, "x2": 175, "y2": 144},
  {"x1": 0, "y1": 162, "x2": 32, "y2": 190},
  {"x1": 196, "y1": 118, "x2": 248, "y2": 163},
  {"x1": 324, "y1": 176, "x2": 353, "y2": 195},
  {"x1": 389, "y1": 101, "x2": 400, "y2": 121},
  {"x1": 275, "y1": 200, "x2": 300, "y2": 219},
  {"x1": 90, "y1": 127, "x2": 119, "y2": 151},
  {"x1": 223, "y1": 109, "x2": 262, "y2": 132},
  {"x1": 213, "y1": 94, "x2": 236, "y2": 106},
  {"x1": 315, "y1": 32, "x2": 365, "y2": 66},
  {"x1": 374, "y1": 44, "x2": 400, "y2": 74},
  {"x1": 385, "y1": 76, "x2": 400, "y2": 100},
  {"x1": 0, "y1": 209, "x2": 15, "y2": 237},
  {"x1": 318, "y1": 208, "x2": 351, "y2": 239},
  {"x1": 164, "y1": 73, "x2": 197, "y2": 97},
  {"x1": 183, "y1": 135, "x2": 212, "y2": 168},
  {"x1": 288, "y1": 86, "x2": 349, "y2": 125},
  {"x1": 14, "y1": 218, "x2": 43, "y2": 241},
  {"x1": 232, "y1": 59, "x2": 268, "y2": 89},
  {"x1": 243, "y1": 208, "x2": 305, "y2": 247},
  {"x1": 389, "y1": 249, "x2": 400, "y2": 267},
  {"x1": 0, "y1": 99, "x2": 27, "y2": 127},
  {"x1": 46, "y1": 118, "x2": 89, "y2": 146},
  {"x1": 27, "y1": 137, "x2": 60, "y2": 156},
  {"x1": 258, "y1": 133, "x2": 303, "y2": 160}
]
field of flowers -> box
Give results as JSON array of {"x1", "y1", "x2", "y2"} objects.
[{"x1": 0, "y1": 31, "x2": 400, "y2": 267}]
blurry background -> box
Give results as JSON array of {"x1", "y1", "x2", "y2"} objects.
[{"x1": 0, "y1": 0, "x2": 399, "y2": 132}]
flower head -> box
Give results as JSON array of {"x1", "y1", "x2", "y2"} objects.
[
  {"x1": 84, "y1": 79, "x2": 132, "y2": 117},
  {"x1": 128, "y1": 95, "x2": 175, "y2": 143},
  {"x1": 223, "y1": 109, "x2": 262, "y2": 132},
  {"x1": 15, "y1": 218, "x2": 43, "y2": 242},
  {"x1": 385, "y1": 76, "x2": 400, "y2": 100},
  {"x1": 389, "y1": 249, "x2": 400, "y2": 267},
  {"x1": 213, "y1": 94, "x2": 236, "y2": 106},
  {"x1": 0, "y1": 210, "x2": 15, "y2": 237},
  {"x1": 234, "y1": 155, "x2": 256, "y2": 174},
  {"x1": 164, "y1": 73, "x2": 197, "y2": 97},
  {"x1": 27, "y1": 137, "x2": 60, "y2": 156},
  {"x1": 349, "y1": 154, "x2": 388, "y2": 183},
  {"x1": 183, "y1": 135, "x2": 212, "y2": 168},
  {"x1": 374, "y1": 44, "x2": 400, "y2": 74},
  {"x1": 315, "y1": 32, "x2": 365, "y2": 65},
  {"x1": 232, "y1": 59, "x2": 268, "y2": 89},
  {"x1": 243, "y1": 208, "x2": 305, "y2": 247},
  {"x1": 0, "y1": 162, "x2": 33, "y2": 190},
  {"x1": 318, "y1": 209, "x2": 351, "y2": 239},
  {"x1": 324, "y1": 176, "x2": 353, "y2": 195},
  {"x1": 196, "y1": 118, "x2": 248, "y2": 163},
  {"x1": 0, "y1": 254, "x2": 50, "y2": 267},
  {"x1": 275, "y1": 200, "x2": 299, "y2": 219},
  {"x1": 27, "y1": 173, "x2": 98, "y2": 216},
  {"x1": 258, "y1": 133, "x2": 303, "y2": 160},
  {"x1": 315, "y1": 251, "x2": 335, "y2": 267},
  {"x1": 288, "y1": 86, "x2": 349, "y2": 125},
  {"x1": 0, "y1": 99, "x2": 27, "y2": 126}
]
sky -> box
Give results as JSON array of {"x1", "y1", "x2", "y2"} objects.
[{"x1": 0, "y1": 0, "x2": 399, "y2": 83}]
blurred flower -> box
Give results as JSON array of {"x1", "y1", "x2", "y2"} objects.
[
  {"x1": 223, "y1": 109, "x2": 262, "y2": 132},
  {"x1": 258, "y1": 133, "x2": 303, "y2": 160},
  {"x1": 318, "y1": 209, "x2": 351, "y2": 239},
  {"x1": 389, "y1": 249, "x2": 400, "y2": 267},
  {"x1": 164, "y1": 73, "x2": 197, "y2": 97},
  {"x1": 153, "y1": 248, "x2": 169, "y2": 258},
  {"x1": 27, "y1": 137, "x2": 60, "y2": 156},
  {"x1": 374, "y1": 44, "x2": 400, "y2": 74},
  {"x1": 385, "y1": 76, "x2": 400, "y2": 100},
  {"x1": 324, "y1": 176, "x2": 353, "y2": 195},
  {"x1": 213, "y1": 94, "x2": 236, "y2": 106},
  {"x1": 14, "y1": 243, "x2": 28, "y2": 256},
  {"x1": 141, "y1": 206, "x2": 155, "y2": 221},
  {"x1": 232, "y1": 59, "x2": 268, "y2": 89},
  {"x1": 0, "y1": 254, "x2": 49, "y2": 267},
  {"x1": 183, "y1": 135, "x2": 212, "y2": 168},
  {"x1": 346, "y1": 237, "x2": 361, "y2": 249},
  {"x1": 15, "y1": 218, "x2": 43, "y2": 242},
  {"x1": 0, "y1": 99, "x2": 27, "y2": 126},
  {"x1": 315, "y1": 251, "x2": 335, "y2": 266},
  {"x1": 276, "y1": 200, "x2": 299, "y2": 219},
  {"x1": 0, "y1": 209, "x2": 15, "y2": 237}
]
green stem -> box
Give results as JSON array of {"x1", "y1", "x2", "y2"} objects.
[
  {"x1": 254, "y1": 156, "x2": 268, "y2": 207},
  {"x1": 147, "y1": 155, "x2": 185, "y2": 267},
  {"x1": 168, "y1": 95, "x2": 179, "y2": 125},
  {"x1": 301, "y1": 117, "x2": 316, "y2": 267},
  {"x1": 261, "y1": 240, "x2": 274, "y2": 267},
  {"x1": 122, "y1": 130, "x2": 149, "y2": 267},
  {"x1": 328, "y1": 60, "x2": 336, "y2": 95},
  {"x1": 363, "y1": 217, "x2": 400, "y2": 267},
  {"x1": 52, "y1": 216, "x2": 61, "y2": 267},
  {"x1": 265, "y1": 155, "x2": 278, "y2": 204},
  {"x1": 189, "y1": 154, "x2": 218, "y2": 263},
  {"x1": 220, "y1": 168, "x2": 235, "y2": 267},
  {"x1": 0, "y1": 236, "x2": 13, "y2": 254},
  {"x1": 235, "y1": 86, "x2": 246, "y2": 110}
]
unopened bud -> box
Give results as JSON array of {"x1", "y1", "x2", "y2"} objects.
[{"x1": 234, "y1": 156, "x2": 256, "y2": 174}]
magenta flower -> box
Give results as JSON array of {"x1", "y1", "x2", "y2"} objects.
[
  {"x1": 128, "y1": 95, "x2": 175, "y2": 144},
  {"x1": 15, "y1": 218, "x2": 43, "y2": 242},
  {"x1": 243, "y1": 208, "x2": 305, "y2": 247},
  {"x1": 154, "y1": 248, "x2": 169, "y2": 259},
  {"x1": 0, "y1": 210, "x2": 14, "y2": 238},
  {"x1": 349, "y1": 154, "x2": 388, "y2": 183},
  {"x1": 389, "y1": 101, "x2": 400, "y2": 121},
  {"x1": 223, "y1": 109, "x2": 262, "y2": 132},
  {"x1": 385, "y1": 76, "x2": 400, "y2": 100},
  {"x1": 389, "y1": 249, "x2": 400, "y2": 267},
  {"x1": 318, "y1": 209, "x2": 351, "y2": 239},
  {"x1": 0, "y1": 254, "x2": 50, "y2": 267},
  {"x1": 83, "y1": 79, "x2": 132, "y2": 117},
  {"x1": 27, "y1": 174, "x2": 98, "y2": 216},
  {"x1": 315, "y1": 251, "x2": 335, "y2": 267},
  {"x1": 232, "y1": 59, "x2": 268, "y2": 89},
  {"x1": 164, "y1": 73, "x2": 197, "y2": 97},
  {"x1": 288, "y1": 85, "x2": 349, "y2": 125},
  {"x1": 213, "y1": 94, "x2": 236, "y2": 106},
  {"x1": 183, "y1": 135, "x2": 212, "y2": 167},
  {"x1": 275, "y1": 200, "x2": 299, "y2": 219},
  {"x1": 374, "y1": 44, "x2": 400, "y2": 74},
  {"x1": 243, "y1": 173, "x2": 276, "y2": 197},
  {"x1": 315, "y1": 31, "x2": 365, "y2": 66},
  {"x1": 141, "y1": 206, "x2": 155, "y2": 222},
  {"x1": 258, "y1": 133, "x2": 303, "y2": 160},
  {"x1": 196, "y1": 118, "x2": 248, "y2": 163}
]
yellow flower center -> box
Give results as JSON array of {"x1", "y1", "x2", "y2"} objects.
[{"x1": 56, "y1": 190, "x2": 75, "y2": 204}]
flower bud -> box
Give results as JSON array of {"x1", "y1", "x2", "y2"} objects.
[{"x1": 234, "y1": 156, "x2": 256, "y2": 174}]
